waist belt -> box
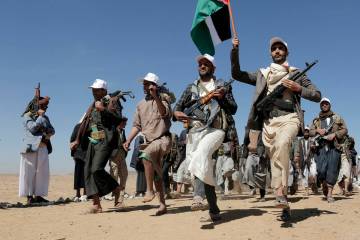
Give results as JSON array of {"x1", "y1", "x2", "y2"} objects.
[
  {"x1": 273, "y1": 99, "x2": 294, "y2": 111},
  {"x1": 268, "y1": 108, "x2": 295, "y2": 119},
  {"x1": 90, "y1": 130, "x2": 105, "y2": 140}
]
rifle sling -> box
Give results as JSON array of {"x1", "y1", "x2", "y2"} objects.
[
  {"x1": 198, "y1": 81, "x2": 211, "y2": 95},
  {"x1": 75, "y1": 102, "x2": 94, "y2": 145}
]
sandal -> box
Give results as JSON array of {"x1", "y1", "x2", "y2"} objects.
[
  {"x1": 142, "y1": 192, "x2": 156, "y2": 203},
  {"x1": 114, "y1": 201, "x2": 126, "y2": 209},
  {"x1": 199, "y1": 213, "x2": 221, "y2": 222},
  {"x1": 191, "y1": 201, "x2": 208, "y2": 211},
  {"x1": 327, "y1": 196, "x2": 335, "y2": 203}
]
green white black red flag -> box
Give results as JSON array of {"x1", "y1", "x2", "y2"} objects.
[{"x1": 191, "y1": 0, "x2": 231, "y2": 55}]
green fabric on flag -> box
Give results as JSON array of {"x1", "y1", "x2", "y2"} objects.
[{"x1": 191, "y1": 0, "x2": 225, "y2": 55}]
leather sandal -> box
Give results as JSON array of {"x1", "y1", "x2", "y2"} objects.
[{"x1": 142, "y1": 192, "x2": 156, "y2": 203}]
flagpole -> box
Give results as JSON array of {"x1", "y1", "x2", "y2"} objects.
[{"x1": 228, "y1": 0, "x2": 238, "y2": 38}]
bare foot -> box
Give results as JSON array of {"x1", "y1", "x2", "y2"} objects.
[
  {"x1": 155, "y1": 204, "x2": 167, "y2": 216},
  {"x1": 170, "y1": 191, "x2": 181, "y2": 199},
  {"x1": 114, "y1": 201, "x2": 126, "y2": 209},
  {"x1": 114, "y1": 190, "x2": 125, "y2": 207},
  {"x1": 88, "y1": 205, "x2": 102, "y2": 214}
]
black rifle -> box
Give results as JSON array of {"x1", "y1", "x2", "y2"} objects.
[
  {"x1": 108, "y1": 90, "x2": 135, "y2": 102},
  {"x1": 255, "y1": 60, "x2": 318, "y2": 116}
]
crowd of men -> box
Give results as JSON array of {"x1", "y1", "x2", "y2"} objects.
[{"x1": 20, "y1": 36, "x2": 359, "y2": 222}]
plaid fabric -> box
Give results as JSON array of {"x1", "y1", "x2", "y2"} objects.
[{"x1": 174, "y1": 77, "x2": 240, "y2": 165}]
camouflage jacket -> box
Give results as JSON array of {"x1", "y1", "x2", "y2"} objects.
[{"x1": 309, "y1": 112, "x2": 348, "y2": 151}]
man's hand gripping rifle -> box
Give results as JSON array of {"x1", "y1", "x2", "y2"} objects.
[
  {"x1": 312, "y1": 121, "x2": 335, "y2": 148},
  {"x1": 183, "y1": 79, "x2": 234, "y2": 128},
  {"x1": 255, "y1": 60, "x2": 318, "y2": 117},
  {"x1": 102, "y1": 90, "x2": 135, "y2": 114},
  {"x1": 71, "y1": 90, "x2": 135, "y2": 151}
]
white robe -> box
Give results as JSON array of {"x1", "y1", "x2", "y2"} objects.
[
  {"x1": 187, "y1": 128, "x2": 225, "y2": 186},
  {"x1": 186, "y1": 78, "x2": 225, "y2": 186},
  {"x1": 19, "y1": 146, "x2": 49, "y2": 197}
]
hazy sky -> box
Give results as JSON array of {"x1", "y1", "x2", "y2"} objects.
[{"x1": 0, "y1": 0, "x2": 359, "y2": 174}]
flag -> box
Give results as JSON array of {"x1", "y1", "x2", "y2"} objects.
[{"x1": 191, "y1": 0, "x2": 231, "y2": 55}]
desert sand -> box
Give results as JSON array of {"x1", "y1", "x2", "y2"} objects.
[{"x1": 1, "y1": 172, "x2": 360, "y2": 240}]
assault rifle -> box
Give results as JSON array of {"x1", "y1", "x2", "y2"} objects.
[
  {"x1": 102, "y1": 90, "x2": 135, "y2": 113},
  {"x1": 313, "y1": 120, "x2": 335, "y2": 147},
  {"x1": 183, "y1": 79, "x2": 234, "y2": 127},
  {"x1": 71, "y1": 90, "x2": 135, "y2": 151},
  {"x1": 158, "y1": 82, "x2": 176, "y2": 104},
  {"x1": 255, "y1": 60, "x2": 318, "y2": 116},
  {"x1": 105, "y1": 90, "x2": 135, "y2": 102}
]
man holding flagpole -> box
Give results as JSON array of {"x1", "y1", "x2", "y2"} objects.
[{"x1": 231, "y1": 37, "x2": 321, "y2": 219}]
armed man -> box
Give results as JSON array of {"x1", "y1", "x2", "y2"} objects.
[
  {"x1": 173, "y1": 54, "x2": 238, "y2": 222},
  {"x1": 309, "y1": 97, "x2": 348, "y2": 202},
  {"x1": 20, "y1": 86, "x2": 55, "y2": 204},
  {"x1": 123, "y1": 73, "x2": 172, "y2": 216},
  {"x1": 70, "y1": 79, "x2": 124, "y2": 213},
  {"x1": 231, "y1": 37, "x2": 321, "y2": 218}
]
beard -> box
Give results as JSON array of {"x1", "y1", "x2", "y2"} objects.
[
  {"x1": 272, "y1": 55, "x2": 286, "y2": 64},
  {"x1": 199, "y1": 70, "x2": 213, "y2": 78}
]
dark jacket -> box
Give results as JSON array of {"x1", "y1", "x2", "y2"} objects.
[
  {"x1": 174, "y1": 77, "x2": 238, "y2": 142},
  {"x1": 70, "y1": 123, "x2": 89, "y2": 161},
  {"x1": 231, "y1": 47, "x2": 321, "y2": 133}
]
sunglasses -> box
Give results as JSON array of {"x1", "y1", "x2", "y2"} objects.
[{"x1": 271, "y1": 45, "x2": 287, "y2": 52}]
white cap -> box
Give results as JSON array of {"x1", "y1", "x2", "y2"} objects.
[
  {"x1": 270, "y1": 37, "x2": 288, "y2": 50},
  {"x1": 140, "y1": 72, "x2": 160, "y2": 85},
  {"x1": 196, "y1": 53, "x2": 216, "y2": 67},
  {"x1": 320, "y1": 97, "x2": 331, "y2": 105},
  {"x1": 89, "y1": 79, "x2": 107, "y2": 90}
]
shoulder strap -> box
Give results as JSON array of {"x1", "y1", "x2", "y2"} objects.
[
  {"x1": 75, "y1": 103, "x2": 94, "y2": 144},
  {"x1": 198, "y1": 81, "x2": 210, "y2": 94}
]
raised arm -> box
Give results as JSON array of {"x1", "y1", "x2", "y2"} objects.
[{"x1": 231, "y1": 37, "x2": 257, "y2": 86}]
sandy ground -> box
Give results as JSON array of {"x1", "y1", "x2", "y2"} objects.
[{"x1": 1, "y1": 172, "x2": 360, "y2": 240}]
